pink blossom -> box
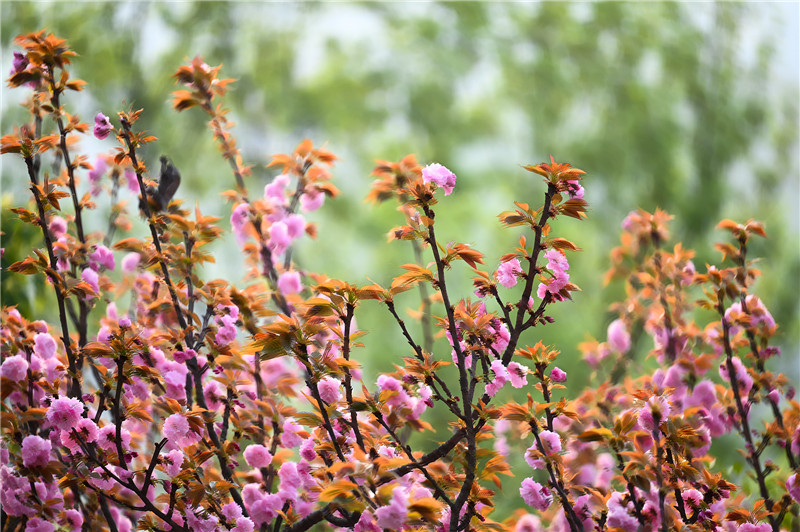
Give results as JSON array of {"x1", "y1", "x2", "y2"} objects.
[
  {"x1": 607, "y1": 491, "x2": 639, "y2": 529},
  {"x1": 545, "y1": 249, "x2": 569, "y2": 272},
  {"x1": 88, "y1": 158, "x2": 107, "y2": 195},
  {"x1": 278, "y1": 461, "x2": 302, "y2": 498},
  {"x1": 268, "y1": 221, "x2": 291, "y2": 257},
  {"x1": 97, "y1": 424, "x2": 132, "y2": 452},
  {"x1": 264, "y1": 174, "x2": 290, "y2": 203},
  {"x1": 299, "y1": 438, "x2": 317, "y2": 461},
  {"x1": 514, "y1": 514, "x2": 543, "y2": 532},
  {"x1": 232, "y1": 518, "x2": 255, "y2": 532},
  {"x1": 1, "y1": 355, "x2": 28, "y2": 381},
  {"x1": 231, "y1": 203, "x2": 251, "y2": 247},
  {"x1": 173, "y1": 349, "x2": 197, "y2": 363},
  {"x1": 21, "y1": 435, "x2": 51, "y2": 468},
  {"x1": 507, "y1": 361, "x2": 528, "y2": 388},
  {"x1": 124, "y1": 168, "x2": 138, "y2": 192},
  {"x1": 422, "y1": 163, "x2": 457, "y2": 196},
  {"x1": 550, "y1": 367, "x2": 567, "y2": 382},
  {"x1": 736, "y1": 524, "x2": 772, "y2": 532},
  {"x1": 375, "y1": 488, "x2": 408, "y2": 528},
  {"x1": 162, "y1": 413, "x2": 201, "y2": 447},
  {"x1": 164, "y1": 449, "x2": 184, "y2": 477},
  {"x1": 607, "y1": 319, "x2": 631, "y2": 354},
  {"x1": 46, "y1": 397, "x2": 83, "y2": 430},
  {"x1": 64, "y1": 508, "x2": 83, "y2": 530},
  {"x1": 11, "y1": 52, "x2": 28, "y2": 74},
  {"x1": 318, "y1": 376, "x2": 341, "y2": 404},
  {"x1": 49, "y1": 216, "x2": 67, "y2": 239},
  {"x1": 485, "y1": 359, "x2": 509, "y2": 397},
  {"x1": 25, "y1": 518, "x2": 55, "y2": 532},
  {"x1": 787, "y1": 473, "x2": 800, "y2": 503},
  {"x1": 280, "y1": 418, "x2": 302, "y2": 448},
  {"x1": 34, "y1": 332, "x2": 57, "y2": 359},
  {"x1": 121, "y1": 252, "x2": 140, "y2": 273},
  {"x1": 520, "y1": 478, "x2": 552, "y2": 511},
  {"x1": 90, "y1": 245, "x2": 115, "y2": 271},
  {"x1": 639, "y1": 396, "x2": 671, "y2": 432},
  {"x1": 222, "y1": 502, "x2": 243, "y2": 521},
  {"x1": 496, "y1": 258, "x2": 524, "y2": 288},
  {"x1": 300, "y1": 189, "x2": 325, "y2": 212},
  {"x1": 285, "y1": 213, "x2": 305, "y2": 239},
  {"x1": 81, "y1": 268, "x2": 100, "y2": 296},
  {"x1": 278, "y1": 271, "x2": 303, "y2": 294},
  {"x1": 118, "y1": 317, "x2": 131, "y2": 328},
  {"x1": 243, "y1": 444, "x2": 273, "y2": 468},
  {"x1": 719, "y1": 356, "x2": 753, "y2": 396},
  {"x1": 61, "y1": 418, "x2": 99, "y2": 451},
  {"x1": 566, "y1": 180, "x2": 584, "y2": 199},
  {"x1": 682, "y1": 488, "x2": 703, "y2": 509},
  {"x1": 94, "y1": 112, "x2": 113, "y2": 140},
  {"x1": 215, "y1": 315, "x2": 237, "y2": 346},
  {"x1": 538, "y1": 430, "x2": 562, "y2": 455}
]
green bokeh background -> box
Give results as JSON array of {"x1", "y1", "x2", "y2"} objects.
[{"x1": 1, "y1": 1, "x2": 798, "y2": 523}]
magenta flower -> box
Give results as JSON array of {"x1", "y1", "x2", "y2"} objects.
[
  {"x1": 299, "y1": 438, "x2": 317, "y2": 461},
  {"x1": 231, "y1": 203, "x2": 251, "y2": 247},
  {"x1": 318, "y1": 376, "x2": 342, "y2": 404},
  {"x1": 243, "y1": 444, "x2": 273, "y2": 468},
  {"x1": 88, "y1": 157, "x2": 108, "y2": 196},
  {"x1": 496, "y1": 258, "x2": 524, "y2": 289},
  {"x1": 21, "y1": 435, "x2": 51, "y2": 468},
  {"x1": 264, "y1": 174, "x2": 290, "y2": 203},
  {"x1": 64, "y1": 509, "x2": 83, "y2": 530},
  {"x1": 93, "y1": 112, "x2": 113, "y2": 140},
  {"x1": 215, "y1": 314, "x2": 237, "y2": 346},
  {"x1": 121, "y1": 252, "x2": 140, "y2": 273},
  {"x1": 97, "y1": 424, "x2": 132, "y2": 452},
  {"x1": 422, "y1": 163, "x2": 457, "y2": 196},
  {"x1": 719, "y1": 356, "x2": 753, "y2": 396},
  {"x1": 1, "y1": 355, "x2": 28, "y2": 382},
  {"x1": 24, "y1": 518, "x2": 55, "y2": 532},
  {"x1": 375, "y1": 488, "x2": 409, "y2": 528},
  {"x1": 277, "y1": 271, "x2": 303, "y2": 294},
  {"x1": 49, "y1": 216, "x2": 67, "y2": 239},
  {"x1": 280, "y1": 418, "x2": 303, "y2": 448},
  {"x1": 607, "y1": 319, "x2": 631, "y2": 354},
  {"x1": 520, "y1": 478, "x2": 552, "y2": 511},
  {"x1": 12, "y1": 52, "x2": 28, "y2": 74},
  {"x1": 639, "y1": 396, "x2": 671, "y2": 432},
  {"x1": 736, "y1": 524, "x2": 772, "y2": 532},
  {"x1": 81, "y1": 268, "x2": 100, "y2": 296},
  {"x1": 164, "y1": 449, "x2": 184, "y2": 477},
  {"x1": 268, "y1": 221, "x2": 291, "y2": 257},
  {"x1": 46, "y1": 397, "x2": 83, "y2": 431},
  {"x1": 550, "y1": 367, "x2": 567, "y2": 383},
  {"x1": 285, "y1": 213, "x2": 305, "y2": 239}
]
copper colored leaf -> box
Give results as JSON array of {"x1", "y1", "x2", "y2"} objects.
[{"x1": 318, "y1": 479, "x2": 358, "y2": 502}]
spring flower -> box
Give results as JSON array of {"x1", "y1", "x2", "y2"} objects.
[
  {"x1": 49, "y1": 216, "x2": 67, "y2": 239},
  {"x1": 1, "y1": 355, "x2": 28, "y2": 382},
  {"x1": 11, "y1": 52, "x2": 28, "y2": 74},
  {"x1": 375, "y1": 488, "x2": 409, "y2": 528},
  {"x1": 719, "y1": 356, "x2": 753, "y2": 396},
  {"x1": 121, "y1": 252, "x2": 140, "y2": 273},
  {"x1": 24, "y1": 518, "x2": 54, "y2": 532},
  {"x1": 538, "y1": 430, "x2": 562, "y2": 455},
  {"x1": 550, "y1": 367, "x2": 567, "y2": 382},
  {"x1": 507, "y1": 361, "x2": 528, "y2": 388},
  {"x1": 520, "y1": 478, "x2": 552, "y2": 511},
  {"x1": 231, "y1": 203, "x2": 250, "y2": 247},
  {"x1": 422, "y1": 163, "x2": 457, "y2": 195},
  {"x1": 496, "y1": 258, "x2": 524, "y2": 288},
  {"x1": 89, "y1": 245, "x2": 115, "y2": 271},
  {"x1": 299, "y1": 438, "x2": 317, "y2": 461},
  {"x1": 318, "y1": 376, "x2": 341, "y2": 404},
  {"x1": 300, "y1": 189, "x2": 325, "y2": 212},
  {"x1": 97, "y1": 424, "x2": 132, "y2": 452},
  {"x1": 736, "y1": 525, "x2": 772, "y2": 532},
  {"x1": 46, "y1": 397, "x2": 83, "y2": 431},
  {"x1": 81, "y1": 268, "x2": 100, "y2": 296},
  {"x1": 268, "y1": 221, "x2": 291, "y2": 257},
  {"x1": 94, "y1": 112, "x2": 113, "y2": 140},
  {"x1": 280, "y1": 418, "x2": 303, "y2": 448},
  {"x1": 243, "y1": 445, "x2": 273, "y2": 469},
  {"x1": 607, "y1": 319, "x2": 631, "y2": 354},
  {"x1": 64, "y1": 509, "x2": 83, "y2": 530},
  {"x1": 34, "y1": 332, "x2": 57, "y2": 359},
  {"x1": 639, "y1": 396, "x2": 671, "y2": 432},
  {"x1": 485, "y1": 359, "x2": 509, "y2": 397},
  {"x1": 264, "y1": 174, "x2": 290, "y2": 203},
  {"x1": 278, "y1": 271, "x2": 303, "y2": 294},
  {"x1": 164, "y1": 449, "x2": 184, "y2": 477},
  {"x1": 21, "y1": 435, "x2": 51, "y2": 468},
  {"x1": 162, "y1": 413, "x2": 201, "y2": 447}
]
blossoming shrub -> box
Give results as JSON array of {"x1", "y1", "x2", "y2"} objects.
[{"x1": 1, "y1": 31, "x2": 798, "y2": 532}]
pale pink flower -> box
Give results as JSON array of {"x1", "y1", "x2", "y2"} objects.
[
  {"x1": 1, "y1": 355, "x2": 28, "y2": 381},
  {"x1": 520, "y1": 478, "x2": 552, "y2": 511},
  {"x1": 34, "y1": 332, "x2": 57, "y2": 359},
  {"x1": 285, "y1": 213, "x2": 305, "y2": 239},
  {"x1": 231, "y1": 203, "x2": 251, "y2": 247},
  {"x1": 277, "y1": 271, "x2": 303, "y2": 294},
  {"x1": 121, "y1": 252, "x2": 140, "y2": 273},
  {"x1": 268, "y1": 221, "x2": 291, "y2": 257},
  {"x1": 46, "y1": 397, "x2": 83, "y2": 430},
  {"x1": 97, "y1": 424, "x2": 132, "y2": 452},
  {"x1": 318, "y1": 376, "x2": 341, "y2": 404},
  {"x1": 300, "y1": 189, "x2": 325, "y2": 212},
  {"x1": 222, "y1": 502, "x2": 243, "y2": 521},
  {"x1": 375, "y1": 488, "x2": 408, "y2": 528},
  {"x1": 264, "y1": 174, "x2": 290, "y2": 203},
  {"x1": 507, "y1": 361, "x2": 528, "y2": 388},
  {"x1": 538, "y1": 430, "x2": 562, "y2": 455},
  {"x1": 21, "y1": 435, "x2": 51, "y2": 468},
  {"x1": 422, "y1": 163, "x2": 457, "y2": 196},
  {"x1": 719, "y1": 356, "x2": 753, "y2": 396},
  {"x1": 485, "y1": 359, "x2": 509, "y2": 397},
  {"x1": 164, "y1": 449, "x2": 184, "y2": 477},
  {"x1": 243, "y1": 445, "x2": 273, "y2": 469},
  {"x1": 496, "y1": 258, "x2": 524, "y2": 289},
  {"x1": 607, "y1": 319, "x2": 631, "y2": 354},
  {"x1": 162, "y1": 413, "x2": 201, "y2": 447},
  {"x1": 736, "y1": 524, "x2": 772, "y2": 532},
  {"x1": 280, "y1": 418, "x2": 302, "y2": 448}
]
